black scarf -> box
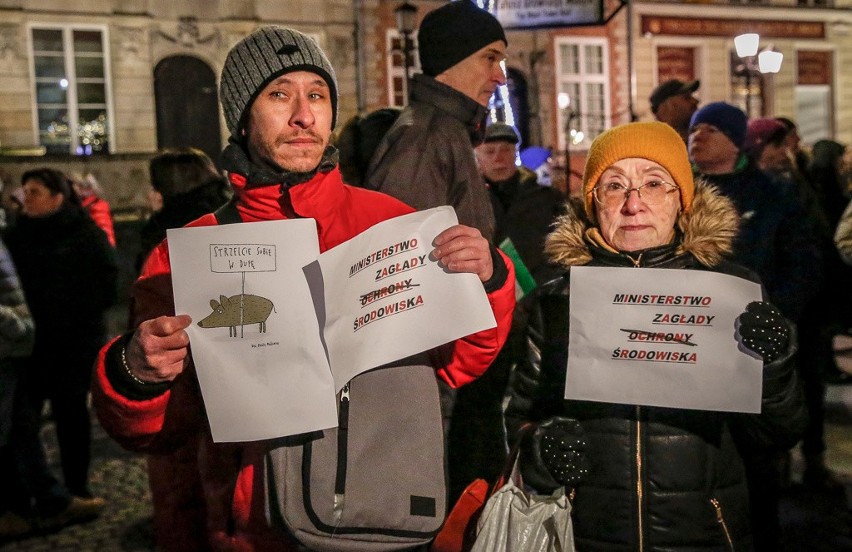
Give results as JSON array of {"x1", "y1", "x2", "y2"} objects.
[{"x1": 220, "y1": 138, "x2": 339, "y2": 189}]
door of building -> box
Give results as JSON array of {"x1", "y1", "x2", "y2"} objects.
[{"x1": 154, "y1": 55, "x2": 222, "y2": 166}]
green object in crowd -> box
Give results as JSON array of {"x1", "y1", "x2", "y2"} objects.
[{"x1": 499, "y1": 237, "x2": 536, "y2": 299}]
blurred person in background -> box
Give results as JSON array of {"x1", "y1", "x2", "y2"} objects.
[
  {"x1": 744, "y1": 120, "x2": 848, "y2": 490},
  {"x1": 335, "y1": 107, "x2": 402, "y2": 187},
  {"x1": 137, "y1": 147, "x2": 232, "y2": 273},
  {"x1": 71, "y1": 172, "x2": 116, "y2": 247},
  {"x1": 446, "y1": 122, "x2": 565, "y2": 503},
  {"x1": 807, "y1": 139, "x2": 852, "y2": 386},
  {"x1": 3, "y1": 168, "x2": 117, "y2": 532},
  {"x1": 689, "y1": 103, "x2": 821, "y2": 550},
  {"x1": 775, "y1": 117, "x2": 810, "y2": 184},
  {"x1": 0, "y1": 236, "x2": 35, "y2": 537},
  {"x1": 649, "y1": 78, "x2": 700, "y2": 142}
]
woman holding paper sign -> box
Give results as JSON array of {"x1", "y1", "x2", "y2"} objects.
[{"x1": 504, "y1": 122, "x2": 806, "y2": 550}]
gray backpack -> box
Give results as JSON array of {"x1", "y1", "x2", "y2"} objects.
[{"x1": 265, "y1": 355, "x2": 448, "y2": 551}]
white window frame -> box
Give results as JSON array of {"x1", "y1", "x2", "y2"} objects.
[
  {"x1": 27, "y1": 23, "x2": 115, "y2": 155},
  {"x1": 796, "y1": 85, "x2": 832, "y2": 144},
  {"x1": 554, "y1": 36, "x2": 610, "y2": 151}
]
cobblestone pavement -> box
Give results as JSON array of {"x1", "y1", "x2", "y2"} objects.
[{"x1": 2, "y1": 336, "x2": 851, "y2": 551}]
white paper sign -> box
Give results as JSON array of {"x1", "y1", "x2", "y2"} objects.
[
  {"x1": 567, "y1": 266, "x2": 763, "y2": 413},
  {"x1": 314, "y1": 206, "x2": 497, "y2": 391},
  {"x1": 167, "y1": 207, "x2": 498, "y2": 441},
  {"x1": 168, "y1": 219, "x2": 338, "y2": 442},
  {"x1": 495, "y1": 0, "x2": 603, "y2": 29}
]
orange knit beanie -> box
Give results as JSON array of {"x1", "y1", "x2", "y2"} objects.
[{"x1": 582, "y1": 121, "x2": 695, "y2": 219}]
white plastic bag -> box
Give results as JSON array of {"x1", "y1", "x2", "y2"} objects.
[{"x1": 470, "y1": 480, "x2": 575, "y2": 552}]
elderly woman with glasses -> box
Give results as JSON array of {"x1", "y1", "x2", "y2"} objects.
[{"x1": 503, "y1": 122, "x2": 806, "y2": 550}]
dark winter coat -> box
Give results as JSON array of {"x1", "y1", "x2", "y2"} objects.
[
  {"x1": 698, "y1": 159, "x2": 822, "y2": 322},
  {"x1": 504, "y1": 183, "x2": 807, "y2": 551},
  {"x1": 136, "y1": 179, "x2": 232, "y2": 273},
  {"x1": 5, "y1": 205, "x2": 117, "y2": 390},
  {"x1": 0, "y1": 237, "x2": 34, "y2": 446},
  {"x1": 364, "y1": 73, "x2": 495, "y2": 241},
  {"x1": 489, "y1": 166, "x2": 566, "y2": 284},
  {"x1": 447, "y1": 167, "x2": 565, "y2": 499}
]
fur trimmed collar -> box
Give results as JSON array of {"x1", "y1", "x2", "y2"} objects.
[{"x1": 545, "y1": 181, "x2": 739, "y2": 269}]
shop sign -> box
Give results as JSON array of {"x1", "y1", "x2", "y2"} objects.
[
  {"x1": 641, "y1": 16, "x2": 824, "y2": 40},
  {"x1": 494, "y1": 0, "x2": 604, "y2": 29}
]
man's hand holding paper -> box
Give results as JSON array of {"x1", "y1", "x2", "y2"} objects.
[{"x1": 166, "y1": 207, "x2": 499, "y2": 441}]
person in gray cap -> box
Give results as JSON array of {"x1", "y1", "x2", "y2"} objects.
[
  {"x1": 364, "y1": 0, "x2": 508, "y2": 242},
  {"x1": 447, "y1": 121, "x2": 566, "y2": 504},
  {"x1": 650, "y1": 78, "x2": 700, "y2": 142},
  {"x1": 91, "y1": 25, "x2": 515, "y2": 551}
]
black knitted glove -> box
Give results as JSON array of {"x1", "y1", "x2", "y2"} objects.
[
  {"x1": 532, "y1": 417, "x2": 589, "y2": 488},
  {"x1": 736, "y1": 301, "x2": 790, "y2": 364}
]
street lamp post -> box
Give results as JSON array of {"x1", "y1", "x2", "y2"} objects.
[
  {"x1": 395, "y1": 1, "x2": 418, "y2": 96},
  {"x1": 734, "y1": 33, "x2": 783, "y2": 117}
]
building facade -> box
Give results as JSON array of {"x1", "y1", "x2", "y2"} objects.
[{"x1": 0, "y1": 0, "x2": 849, "y2": 206}]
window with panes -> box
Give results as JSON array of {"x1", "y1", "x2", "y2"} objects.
[
  {"x1": 30, "y1": 26, "x2": 111, "y2": 155},
  {"x1": 386, "y1": 29, "x2": 419, "y2": 107},
  {"x1": 554, "y1": 37, "x2": 610, "y2": 150}
]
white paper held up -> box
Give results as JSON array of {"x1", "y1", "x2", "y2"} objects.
[
  {"x1": 313, "y1": 206, "x2": 497, "y2": 391},
  {"x1": 567, "y1": 266, "x2": 763, "y2": 413},
  {"x1": 168, "y1": 219, "x2": 338, "y2": 442}
]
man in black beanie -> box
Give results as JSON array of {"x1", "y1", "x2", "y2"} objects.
[
  {"x1": 364, "y1": 0, "x2": 507, "y2": 243},
  {"x1": 362, "y1": 0, "x2": 508, "y2": 480}
]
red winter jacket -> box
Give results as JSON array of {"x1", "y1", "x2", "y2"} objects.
[
  {"x1": 81, "y1": 194, "x2": 116, "y2": 247},
  {"x1": 92, "y1": 162, "x2": 515, "y2": 551}
]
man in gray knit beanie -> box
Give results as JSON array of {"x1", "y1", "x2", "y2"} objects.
[
  {"x1": 93, "y1": 23, "x2": 514, "y2": 552},
  {"x1": 219, "y1": 26, "x2": 338, "y2": 139}
]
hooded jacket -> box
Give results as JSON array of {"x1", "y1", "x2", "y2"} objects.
[
  {"x1": 364, "y1": 73, "x2": 496, "y2": 241},
  {"x1": 92, "y1": 143, "x2": 516, "y2": 552},
  {"x1": 504, "y1": 183, "x2": 806, "y2": 551}
]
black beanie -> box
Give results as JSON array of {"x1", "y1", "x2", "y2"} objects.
[
  {"x1": 219, "y1": 26, "x2": 338, "y2": 139},
  {"x1": 418, "y1": 1, "x2": 507, "y2": 77}
]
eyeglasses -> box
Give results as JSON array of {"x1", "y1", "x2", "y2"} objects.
[{"x1": 590, "y1": 180, "x2": 679, "y2": 207}]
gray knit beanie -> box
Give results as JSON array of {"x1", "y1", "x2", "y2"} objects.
[{"x1": 219, "y1": 26, "x2": 338, "y2": 139}]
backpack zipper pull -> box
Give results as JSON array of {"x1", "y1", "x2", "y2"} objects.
[{"x1": 333, "y1": 383, "x2": 351, "y2": 521}]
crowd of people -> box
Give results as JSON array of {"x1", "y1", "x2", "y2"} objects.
[{"x1": 0, "y1": 1, "x2": 850, "y2": 550}]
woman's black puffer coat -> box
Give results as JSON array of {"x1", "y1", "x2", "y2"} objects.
[{"x1": 504, "y1": 183, "x2": 807, "y2": 551}]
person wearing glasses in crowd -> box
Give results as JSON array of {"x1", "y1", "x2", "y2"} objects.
[{"x1": 504, "y1": 121, "x2": 806, "y2": 550}]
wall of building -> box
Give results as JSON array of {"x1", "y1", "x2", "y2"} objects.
[
  {"x1": 0, "y1": 1, "x2": 366, "y2": 212},
  {"x1": 0, "y1": 1, "x2": 849, "y2": 211}
]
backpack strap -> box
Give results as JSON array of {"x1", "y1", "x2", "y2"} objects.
[{"x1": 213, "y1": 198, "x2": 241, "y2": 225}]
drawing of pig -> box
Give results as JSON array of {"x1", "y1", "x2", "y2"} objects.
[{"x1": 197, "y1": 294, "x2": 274, "y2": 337}]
